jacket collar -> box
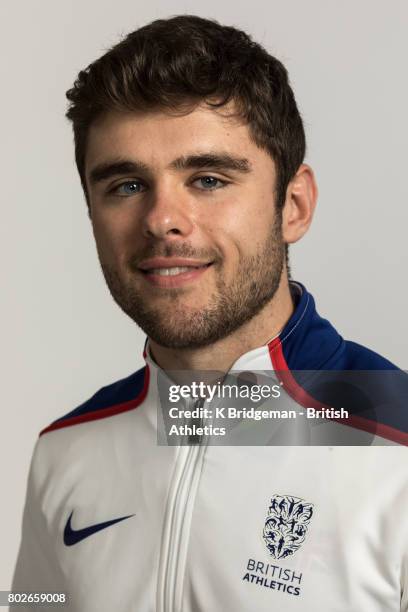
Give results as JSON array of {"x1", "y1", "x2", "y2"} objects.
[{"x1": 143, "y1": 281, "x2": 342, "y2": 374}]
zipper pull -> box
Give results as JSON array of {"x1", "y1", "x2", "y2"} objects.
[{"x1": 187, "y1": 397, "x2": 205, "y2": 445}]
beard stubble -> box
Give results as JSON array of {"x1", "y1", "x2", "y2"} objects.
[{"x1": 99, "y1": 215, "x2": 285, "y2": 349}]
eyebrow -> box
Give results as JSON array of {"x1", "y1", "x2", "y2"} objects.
[
  {"x1": 87, "y1": 153, "x2": 252, "y2": 186},
  {"x1": 171, "y1": 153, "x2": 252, "y2": 173},
  {"x1": 88, "y1": 159, "x2": 151, "y2": 186}
]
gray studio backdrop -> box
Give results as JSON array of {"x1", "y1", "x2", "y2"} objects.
[{"x1": 1, "y1": 0, "x2": 407, "y2": 589}]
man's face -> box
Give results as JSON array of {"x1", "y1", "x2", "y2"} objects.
[{"x1": 85, "y1": 104, "x2": 285, "y2": 349}]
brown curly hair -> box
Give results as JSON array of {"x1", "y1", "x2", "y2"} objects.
[{"x1": 65, "y1": 14, "x2": 306, "y2": 217}]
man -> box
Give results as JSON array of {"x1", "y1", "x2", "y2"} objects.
[{"x1": 11, "y1": 15, "x2": 408, "y2": 612}]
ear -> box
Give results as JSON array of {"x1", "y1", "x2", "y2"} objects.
[{"x1": 281, "y1": 164, "x2": 318, "y2": 244}]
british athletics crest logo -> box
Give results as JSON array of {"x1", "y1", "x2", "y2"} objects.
[{"x1": 263, "y1": 494, "x2": 314, "y2": 560}]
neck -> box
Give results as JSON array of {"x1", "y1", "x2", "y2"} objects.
[{"x1": 148, "y1": 273, "x2": 294, "y2": 373}]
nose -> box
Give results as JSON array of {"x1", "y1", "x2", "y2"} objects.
[{"x1": 141, "y1": 185, "x2": 194, "y2": 240}]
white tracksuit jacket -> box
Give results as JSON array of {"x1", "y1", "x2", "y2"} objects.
[{"x1": 11, "y1": 283, "x2": 408, "y2": 611}]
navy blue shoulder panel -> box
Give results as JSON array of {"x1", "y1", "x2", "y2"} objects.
[
  {"x1": 279, "y1": 283, "x2": 407, "y2": 439},
  {"x1": 339, "y1": 340, "x2": 398, "y2": 370},
  {"x1": 53, "y1": 366, "x2": 147, "y2": 425},
  {"x1": 282, "y1": 283, "x2": 399, "y2": 371},
  {"x1": 294, "y1": 367, "x2": 408, "y2": 436}
]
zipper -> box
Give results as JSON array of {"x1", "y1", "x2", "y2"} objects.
[{"x1": 157, "y1": 398, "x2": 207, "y2": 612}]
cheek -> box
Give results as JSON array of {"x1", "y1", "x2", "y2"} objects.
[
  {"x1": 91, "y1": 215, "x2": 129, "y2": 265},
  {"x1": 208, "y1": 202, "x2": 274, "y2": 261}
]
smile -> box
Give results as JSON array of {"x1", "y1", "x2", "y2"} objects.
[
  {"x1": 139, "y1": 263, "x2": 213, "y2": 287},
  {"x1": 145, "y1": 265, "x2": 208, "y2": 276}
]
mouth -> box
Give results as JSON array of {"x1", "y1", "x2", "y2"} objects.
[
  {"x1": 141, "y1": 263, "x2": 212, "y2": 276},
  {"x1": 138, "y1": 262, "x2": 214, "y2": 288}
]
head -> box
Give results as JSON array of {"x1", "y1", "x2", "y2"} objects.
[{"x1": 65, "y1": 15, "x2": 316, "y2": 349}]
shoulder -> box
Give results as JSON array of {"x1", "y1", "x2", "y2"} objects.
[
  {"x1": 342, "y1": 339, "x2": 401, "y2": 370},
  {"x1": 330, "y1": 339, "x2": 400, "y2": 371},
  {"x1": 40, "y1": 365, "x2": 149, "y2": 436},
  {"x1": 276, "y1": 283, "x2": 402, "y2": 372},
  {"x1": 273, "y1": 283, "x2": 408, "y2": 445}
]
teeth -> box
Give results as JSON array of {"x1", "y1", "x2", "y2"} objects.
[{"x1": 148, "y1": 266, "x2": 199, "y2": 276}]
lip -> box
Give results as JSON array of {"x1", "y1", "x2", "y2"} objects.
[
  {"x1": 138, "y1": 258, "x2": 212, "y2": 270},
  {"x1": 138, "y1": 261, "x2": 213, "y2": 288}
]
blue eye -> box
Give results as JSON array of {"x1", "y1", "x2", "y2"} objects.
[
  {"x1": 195, "y1": 176, "x2": 226, "y2": 190},
  {"x1": 112, "y1": 181, "x2": 146, "y2": 196}
]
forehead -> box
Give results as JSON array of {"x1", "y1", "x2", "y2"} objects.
[{"x1": 85, "y1": 103, "x2": 274, "y2": 177}]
